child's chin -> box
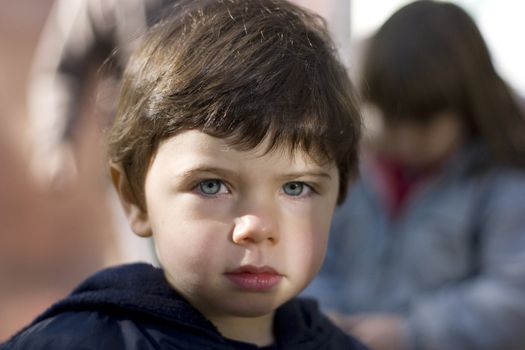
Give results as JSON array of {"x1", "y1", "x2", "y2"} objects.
[{"x1": 225, "y1": 298, "x2": 281, "y2": 318}]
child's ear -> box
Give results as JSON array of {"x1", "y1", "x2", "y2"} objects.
[{"x1": 109, "y1": 163, "x2": 152, "y2": 237}]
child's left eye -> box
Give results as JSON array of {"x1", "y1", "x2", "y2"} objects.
[{"x1": 282, "y1": 182, "x2": 312, "y2": 197}]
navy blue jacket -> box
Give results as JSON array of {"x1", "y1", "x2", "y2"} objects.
[{"x1": 2, "y1": 263, "x2": 367, "y2": 349}]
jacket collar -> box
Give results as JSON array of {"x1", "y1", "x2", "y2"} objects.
[{"x1": 32, "y1": 263, "x2": 335, "y2": 348}]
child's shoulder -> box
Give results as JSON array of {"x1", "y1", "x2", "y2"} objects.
[
  {"x1": 1, "y1": 263, "x2": 221, "y2": 349},
  {"x1": 2, "y1": 310, "x2": 124, "y2": 349},
  {"x1": 2, "y1": 308, "x2": 221, "y2": 350}
]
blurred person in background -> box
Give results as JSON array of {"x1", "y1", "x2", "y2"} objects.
[{"x1": 304, "y1": 1, "x2": 525, "y2": 350}]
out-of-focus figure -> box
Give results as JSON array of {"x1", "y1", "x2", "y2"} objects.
[
  {"x1": 27, "y1": 0, "x2": 179, "y2": 264},
  {"x1": 304, "y1": 1, "x2": 525, "y2": 350},
  {"x1": 28, "y1": 0, "x2": 177, "y2": 188}
]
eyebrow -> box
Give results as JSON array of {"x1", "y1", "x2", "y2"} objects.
[
  {"x1": 177, "y1": 166, "x2": 240, "y2": 181},
  {"x1": 279, "y1": 171, "x2": 333, "y2": 181},
  {"x1": 177, "y1": 166, "x2": 332, "y2": 181}
]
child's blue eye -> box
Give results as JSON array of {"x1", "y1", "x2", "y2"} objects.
[
  {"x1": 198, "y1": 179, "x2": 224, "y2": 195},
  {"x1": 282, "y1": 182, "x2": 306, "y2": 196}
]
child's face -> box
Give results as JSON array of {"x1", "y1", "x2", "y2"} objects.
[{"x1": 131, "y1": 130, "x2": 339, "y2": 321}]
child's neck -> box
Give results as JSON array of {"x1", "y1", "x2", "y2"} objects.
[{"x1": 209, "y1": 312, "x2": 275, "y2": 346}]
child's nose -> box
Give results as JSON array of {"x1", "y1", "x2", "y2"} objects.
[{"x1": 231, "y1": 214, "x2": 279, "y2": 245}]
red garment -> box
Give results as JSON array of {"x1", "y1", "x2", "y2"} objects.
[{"x1": 373, "y1": 155, "x2": 438, "y2": 217}]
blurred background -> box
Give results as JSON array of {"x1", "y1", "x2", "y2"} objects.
[{"x1": 0, "y1": 0, "x2": 524, "y2": 341}]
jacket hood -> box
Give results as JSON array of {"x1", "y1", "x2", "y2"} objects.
[{"x1": 27, "y1": 263, "x2": 346, "y2": 348}]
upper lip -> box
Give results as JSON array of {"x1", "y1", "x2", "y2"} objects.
[{"x1": 228, "y1": 265, "x2": 280, "y2": 275}]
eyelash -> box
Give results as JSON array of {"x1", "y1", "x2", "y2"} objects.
[
  {"x1": 281, "y1": 181, "x2": 317, "y2": 198},
  {"x1": 194, "y1": 179, "x2": 230, "y2": 197},
  {"x1": 192, "y1": 179, "x2": 318, "y2": 198}
]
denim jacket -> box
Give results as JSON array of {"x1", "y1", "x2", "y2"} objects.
[{"x1": 304, "y1": 145, "x2": 525, "y2": 350}]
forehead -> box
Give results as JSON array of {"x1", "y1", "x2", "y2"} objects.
[{"x1": 151, "y1": 130, "x2": 332, "y2": 172}]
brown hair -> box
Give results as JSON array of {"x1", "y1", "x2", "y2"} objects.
[
  {"x1": 107, "y1": 0, "x2": 361, "y2": 209},
  {"x1": 361, "y1": 0, "x2": 525, "y2": 167}
]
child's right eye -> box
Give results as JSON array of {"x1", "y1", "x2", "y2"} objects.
[{"x1": 197, "y1": 179, "x2": 229, "y2": 196}]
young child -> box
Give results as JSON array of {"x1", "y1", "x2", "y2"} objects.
[{"x1": 2, "y1": 0, "x2": 366, "y2": 349}]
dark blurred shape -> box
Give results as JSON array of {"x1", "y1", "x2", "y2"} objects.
[{"x1": 27, "y1": 0, "x2": 176, "y2": 190}]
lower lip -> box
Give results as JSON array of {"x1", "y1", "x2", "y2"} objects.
[{"x1": 226, "y1": 273, "x2": 282, "y2": 291}]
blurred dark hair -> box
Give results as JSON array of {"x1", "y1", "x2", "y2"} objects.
[
  {"x1": 361, "y1": 0, "x2": 525, "y2": 167},
  {"x1": 108, "y1": 0, "x2": 361, "y2": 208}
]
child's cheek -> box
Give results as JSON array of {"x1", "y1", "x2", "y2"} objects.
[
  {"x1": 155, "y1": 218, "x2": 228, "y2": 283},
  {"x1": 178, "y1": 194, "x2": 235, "y2": 222},
  {"x1": 282, "y1": 203, "x2": 332, "y2": 264},
  {"x1": 280, "y1": 221, "x2": 329, "y2": 290},
  {"x1": 282, "y1": 198, "x2": 335, "y2": 236}
]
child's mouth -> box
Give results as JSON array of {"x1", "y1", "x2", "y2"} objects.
[{"x1": 225, "y1": 265, "x2": 282, "y2": 291}]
